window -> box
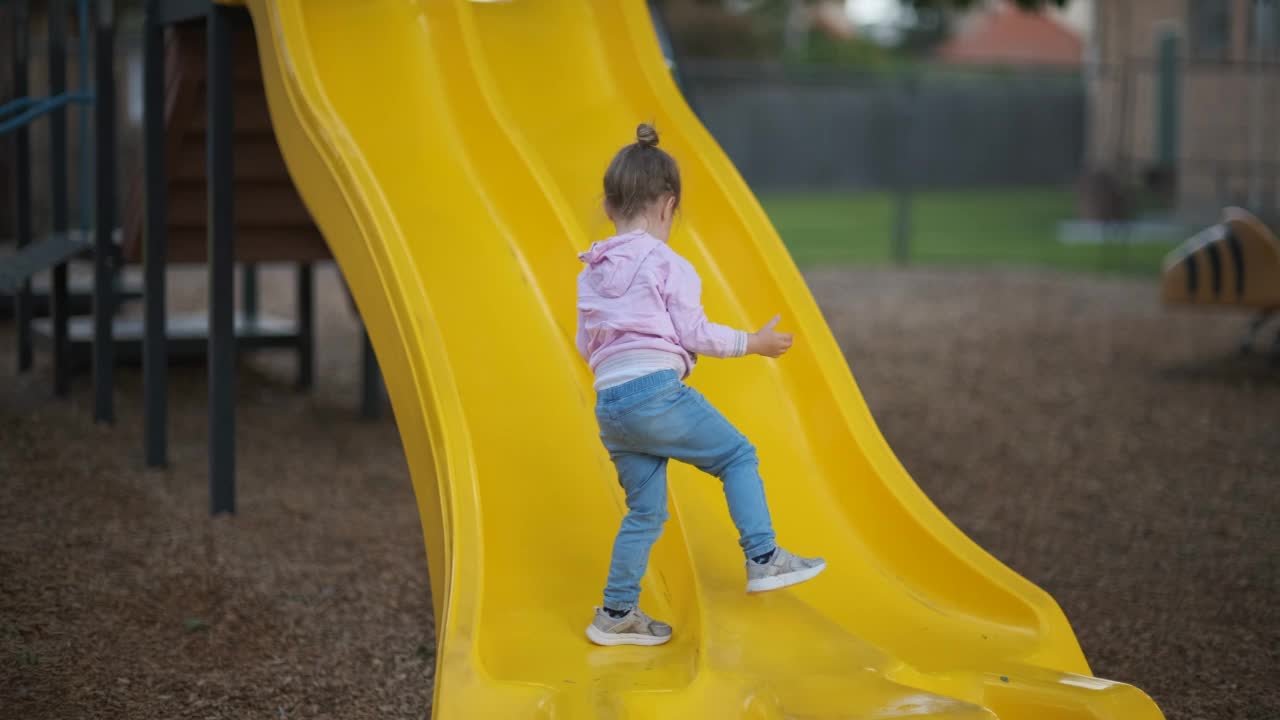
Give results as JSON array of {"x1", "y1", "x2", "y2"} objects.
[
  {"x1": 1189, "y1": 0, "x2": 1231, "y2": 61},
  {"x1": 1252, "y1": 0, "x2": 1280, "y2": 54}
]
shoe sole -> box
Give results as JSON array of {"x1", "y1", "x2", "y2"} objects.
[
  {"x1": 746, "y1": 560, "x2": 827, "y2": 593},
  {"x1": 585, "y1": 624, "x2": 672, "y2": 647}
]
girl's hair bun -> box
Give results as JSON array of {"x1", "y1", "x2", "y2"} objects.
[
  {"x1": 603, "y1": 122, "x2": 680, "y2": 220},
  {"x1": 636, "y1": 123, "x2": 659, "y2": 148}
]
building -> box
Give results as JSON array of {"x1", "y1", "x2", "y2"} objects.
[
  {"x1": 937, "y1": 1, "x2": 1085, "y2": 67},
  {"x1": 1088, "y1": 0, "x2": 1280, "y2": 220}
]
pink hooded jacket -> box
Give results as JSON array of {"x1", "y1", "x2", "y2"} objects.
[{"x1": 576, "y1": 229, "x2": 747, "y2": 378}]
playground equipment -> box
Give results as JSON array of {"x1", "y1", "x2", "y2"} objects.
[
  {"x1": 1, "y1": 0, "x2": 111, "y2": 405},
  {"x1": 1161, "y1": 207, "x2": 1280, "y2": 355},
  {"x1": 240, "y1": 0, "x2": 1163, "y2": 716},
  {"x1": 1, "y1": 0, "x2": 384, "y2": 473},
  {"x1": 1, "y1": 0, "x2": 1165, "y2": 717}
]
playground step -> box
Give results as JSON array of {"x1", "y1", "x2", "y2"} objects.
[
  {"x1": 31, "y1": 312, "x2": 299, "y2": 368},
  {"x1": 0, "y1": 233, "x2": 94, "y2": 294},
  {"x1": 0, "y1": 276, "x2": 143, "y2": 319}
]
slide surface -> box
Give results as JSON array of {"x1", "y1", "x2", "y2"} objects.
[{"x1": 240, "y1": 0, "x2": 1164, "y2": 717}]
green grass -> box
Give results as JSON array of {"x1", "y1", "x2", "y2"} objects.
[{"x1": 760, "y1": 188, "x2": 1181, "y2": 275}]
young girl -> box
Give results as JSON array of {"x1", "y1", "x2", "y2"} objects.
[{"x1": 576, "y1": 124, "x2": 826, "y2": 647}]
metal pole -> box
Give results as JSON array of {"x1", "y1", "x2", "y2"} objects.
[
  {"x1": 143, "y1": 0, "x2": 167, "y2": 467},
  {"x1": 1249, "y1": 1, "x2": 1275, "y2": 210},
  {"x1": 891, "y1": 72, "x2": 917, "y2": 266},
  {"x1": 361, "y1": 328, "x2": 382, "y2": 420},
  {"x1": 208, "y1": 3, "x2": 236, "y2": 515},
  {"x1": 13, "y1": 0, "x2": 33, "y2": 373},
  {"x1": 49, "y1": 0, "x2": 71, "y2": 396},
  {"x1": 92, "y1": 0, "x2": 116, "y2": 424},
  {"x1": 76, "y1": 0, "x2": 91, "y2": 242},
  {"x1": 242, "y1": 263, "x2": 258, "y2": 322},
  {"x1": 1107, "y1": 2, "x2": 1131, "y2": 178},
  {"x1": 295, "y1": 262, "x2": 313, "y2": 389},
  {"x1": 1155, "y1": 31, "x2": 1179, "y2": 173}
]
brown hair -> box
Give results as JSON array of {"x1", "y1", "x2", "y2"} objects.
[{"x1": 602, "y1": 123, "x2": 681, "y2": 221}]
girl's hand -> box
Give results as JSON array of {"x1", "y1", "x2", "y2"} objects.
[{"x1": 747, "y1": 315, "x2": 793, "y2": 358}]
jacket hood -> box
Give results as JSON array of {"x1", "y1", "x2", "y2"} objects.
[{"x1": 577, "y1": 230, "x2": 664, "y2": 299}]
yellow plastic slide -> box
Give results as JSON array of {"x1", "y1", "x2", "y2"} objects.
[{"x1": 240, "y1": 0, "x2": 1163, "y2": 716}]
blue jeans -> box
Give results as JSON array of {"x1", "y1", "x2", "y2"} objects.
[{"x1": 595, "y1": 370, "x2": 777, "y2": 611}]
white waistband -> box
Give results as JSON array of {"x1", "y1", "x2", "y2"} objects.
[{"x1": 593, "y1": 350, "x2": 685, "y2": 391}]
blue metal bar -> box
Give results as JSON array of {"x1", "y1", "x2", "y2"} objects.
[
  {"x1": 0, "y1": 96, "x2": 40, "y2": 118},
  {"x1": 0, "y1": 93, "x2": 91, "y2": 120},
  {"x1": 0, "y1": 93, "x2": 92, "y2": 135}
]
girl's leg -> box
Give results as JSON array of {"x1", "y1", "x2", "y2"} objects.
[
  {"x1": 715, "y1": 450, "x2": 777, "y2": 560},
  {"x1": 621, "y1": 385, "x2": 776, "y2": 560},
  {"x1": 602, "y1": 452, "x2": 670, "y2": 612}
]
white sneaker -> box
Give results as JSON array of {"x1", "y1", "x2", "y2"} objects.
[
  {"x1": 746, "y1": 546, "x2": 826, "y2": 593},
  {"x1": 585, "y1": 606, "x2": 673, "y2": 646}
]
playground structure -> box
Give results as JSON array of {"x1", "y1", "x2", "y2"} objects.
[
  {"x1": 1, "y1": 0, "x2": 384, "y2": 476},
  {"x1": 1161, "y1": 207, "x2": 1280, "y2": 356},
  {"x1": 1, "y1": 0, "x2": 1167, "y2": 718}
]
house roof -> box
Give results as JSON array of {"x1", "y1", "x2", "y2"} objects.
[{"x1": 937, "y1": 2, "x2": 1083, "y2": 67}]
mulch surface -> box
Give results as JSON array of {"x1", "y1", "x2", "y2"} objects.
[{"x1": 2, "y1": 266, "x2": 1276, "y2": 719}]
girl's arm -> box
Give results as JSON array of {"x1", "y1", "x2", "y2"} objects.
[{"x1": 663, "y1": 260, "x2": 749, "y2": 359}]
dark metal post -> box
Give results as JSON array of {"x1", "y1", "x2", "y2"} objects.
[
  {"x1": 143, "y1": 0, "x2": 167, "y2": 466},
  {"x1": 49, "y1": 0, "x2": 71, "y2": 396},
  {"x1": 208, "y1": 3, "x2": 236, "y2": 514},
  {"x1": 361, "y1": 328, "x2": 382, "y2": 420},
  {"x1": 296, "y1": 262, "x2": 313, "y2": 389},
  {"x1": 92, "y1": 0, "x2": 117, "y2": 424},
  {"x1": 1155, "y1": 30, "x2": 1179, "y2": 173},
  {"x1": 76, "y1": 0, "x2": 91, "y2": 243},
  {"x1": 13, "y1": 0, "x2": 33, "y2": 372},
  {"x1": 891, "y1": 73, "x2": 917, "y2": 266},
  {"x1": 242, "y1": 263, "x2": 258, "y2": 322}
]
